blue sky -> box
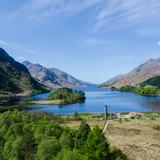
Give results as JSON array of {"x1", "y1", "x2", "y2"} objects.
[{"x1": 0, "y1": 0, "x2": 160, "y2": 84}]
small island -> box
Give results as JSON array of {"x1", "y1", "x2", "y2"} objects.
[{"x1": 31, "y1": 87, "x2": 86, "y2": 105}]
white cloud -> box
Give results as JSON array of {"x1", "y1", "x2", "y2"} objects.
[
  {"x1": 10, "y1": 0, "x2": 102, "y2": 22},
  {"x1": 95, "y1": 0, "x2": 160, "y2": 31},
  {"x1": 7, "y1": 0, "x2": 160, "y2": 34}
]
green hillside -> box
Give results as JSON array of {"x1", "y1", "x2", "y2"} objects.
[
  {"x1": 0, "y1": 48, "x2": 48, "y2": 95},
  {"x1": 142, "y1": 76, "x2": 160, "y2": 88},
  {"x1": 115, "y1": 76, "x2": 160, "y2": 96}
]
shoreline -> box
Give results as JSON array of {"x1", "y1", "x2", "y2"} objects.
[{"x1": 30, "y1": 100, "x2": 63, "y2": 105}]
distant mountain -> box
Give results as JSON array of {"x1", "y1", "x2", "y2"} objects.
[
  {"x1": 0, "y1": 48, "x2": 48, "y2": 95},
  {"x1": 78, "y1": 80, "x2": 96, "y2": 86},
  {"x1": 23, "y1": 61, "x2": 86, "y2": 88},
  {"x1": 103, "y1": 58, "x2": 160, "y2": 88},
  {"x1": 101, "y1": 75, "x2": 124, "y2": 86}
]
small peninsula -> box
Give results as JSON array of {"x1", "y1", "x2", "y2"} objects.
[
  {"x1": 110, "y1": 76, "x2": 160, "y2": 97},
  {"x1": 31, "y1": 87, "x2": 86, "y2": 105}
]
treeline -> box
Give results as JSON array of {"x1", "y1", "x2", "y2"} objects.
[
  {"x1": 113, "y1": 84, "x2": 160, "y2": 96},
  {"x1": 109, "y1": 76, "x2": 160, "y2": 96},
  {"x1": 48, "y1": 87, "x2": 86, "y2": 104},
  {"x1": 0, "y1": 110, "x2": 127, "y2": 160}
]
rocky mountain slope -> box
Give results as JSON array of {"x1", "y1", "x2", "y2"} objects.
[
  {"x1": 101, "y1": 75, "x2": 124, "y2": 86},
  {"x1": 23, "y1": 61, "x2": 86, "y2": 88},
  {"x1": 0, "y1": 48, "x2": 48, "y2": 95},
  {"x1": 103, "y1": 58, "x2": 160, "y2": 88}
]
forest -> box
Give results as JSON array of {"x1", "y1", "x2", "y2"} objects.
[{"x1": 0, "y1": 110, "x2": 127, "y2": 160}]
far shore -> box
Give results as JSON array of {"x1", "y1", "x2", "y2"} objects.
[{"x1": 30, "y1": 100, "x2": 63, "y2": 105}]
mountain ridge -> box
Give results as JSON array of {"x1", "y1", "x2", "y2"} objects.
[
  {"x1": 102, "y1": 57, "x2": 160, "y2": 88},
  {"x1": 23, "y1": 61, "x2": 86, "y2": 88}
]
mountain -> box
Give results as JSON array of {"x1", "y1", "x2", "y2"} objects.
[
  {"x1": 103, "y1": 58, "x2": 160, "y2": 88},
  {"x1": 101, "y1": 75, "x2": 124, "y2": 86},
  {"x1": 0, "y1": 48, "x2": 48, "y2": 95},
  {"x1": 78, "y1": 80, "x2": 96, "y2": 86},
  {"x1": 23, "y1": 61, "x2": 86, "y2": 88}
]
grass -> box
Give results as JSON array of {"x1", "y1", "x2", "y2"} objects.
[
  {"x1": 105, "y1": 112, "x2": 160, "y2": 160},
  {"x1": 30, "y1": 100, "x2": 63, "y2": 105},
  {"x1": 57, "y1": 113, "x2": 106, "y2": 129}
]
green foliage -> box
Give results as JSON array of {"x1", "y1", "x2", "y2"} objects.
[
  {"x1": 84, "y1": 126, "x2": 109, "y2": 160},
  {"x1": 48, "y1": 87, "x2": 86, "y2": 104},
  {"x1": 118, "y1": 84, "x2": 160, "y2": 96},
  {"x1": 55, "y1": 149, "x2": 85, "y2": 160},
  {"x1": 37, "y1": 138, "x2": 61, "y2": 160},
  {"x1": 75, "y1": 120, "x2": 91, "y2": 149},
  {"x1": 119, "y1": 85, "x2": 136, "y2": 92},
  {"x1": 0, "y1": 110, "x2": 127, "y2": 160},
  {"x1": 135, "y1": 86, "x2": 159, "y2": 96},
  {"x1": 0, "y1": 48, "x2": 49, "y2": 95},
  {"x1": 0, "y1": 66, "x2": 21, "y2": 93},
  {"x1": 78, "y1": 120, "x2": 91, "y2": 141},
  {"x1": 117, "y1": 76, "x2": 160, "y2": 96},
  {"x1": 142, "y1": 76, "x2": 160, "y2": 87}
]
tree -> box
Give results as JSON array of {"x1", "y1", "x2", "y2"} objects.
[
  {"x1": 79, "y1": 121, "x2": 91, "y2": 141},
  {"x1": 84, "y1": 126, "x2": 109, "y2": 160},
  {"x1": 0, "y1": 134, "x2": 4, "y2": 160},
  {"x1": 59, "y1": 132, "x2": 74, "y2": 150},
  {"x1": 75, "y1": 121, "x2": 91, "y2": 149},
  {"x1": 55, "y1": 149, "x2": 86, "y2": 160},
  {"x1": 36, "y1": 138, "x2": 61, "y2": 160},
  {"x1": 0, "y1": 110, "x2": 127, "y2": 160}
]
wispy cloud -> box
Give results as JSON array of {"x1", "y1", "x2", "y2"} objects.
[
  {"x1": 95, "y1": 0, "x2": 160, "y2": 31},
  {"x1": 7, "y1": 0, "x2": 160, "y2": 35},
  {"x1": 10, "y1": 0, "x2": 102, "y2": 22}
]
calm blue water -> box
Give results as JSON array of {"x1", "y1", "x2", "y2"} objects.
[{"x1": 30, "y1": 86, "x2": 160, "y2": 114}]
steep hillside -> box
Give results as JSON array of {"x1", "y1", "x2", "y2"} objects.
[
  {"x1": 0, "y1": 48, "x2": 48, "y2": 95},
  {"x1": 104, "y1": 58, "x2": 160, "y2": 88},
  {"x1": 101, "y1": 75, "x2": 124, "y2": 86},
  {"x1": 142, "y1": 76, "x2": 160, "y2": 87},
  {"x1": 23, "y1": 61, "x2": 86, "y2": 88}
]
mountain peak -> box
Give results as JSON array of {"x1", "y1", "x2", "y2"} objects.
[
  {"x1": 23, "y1": 60, "x2": 32, "y2": 65},
  {"x1": 103, "y1": 57, "x2": 160, "y2": 88},
  {"x1": 23, "y1": 61, "x2": 86, "y2": 88}
]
